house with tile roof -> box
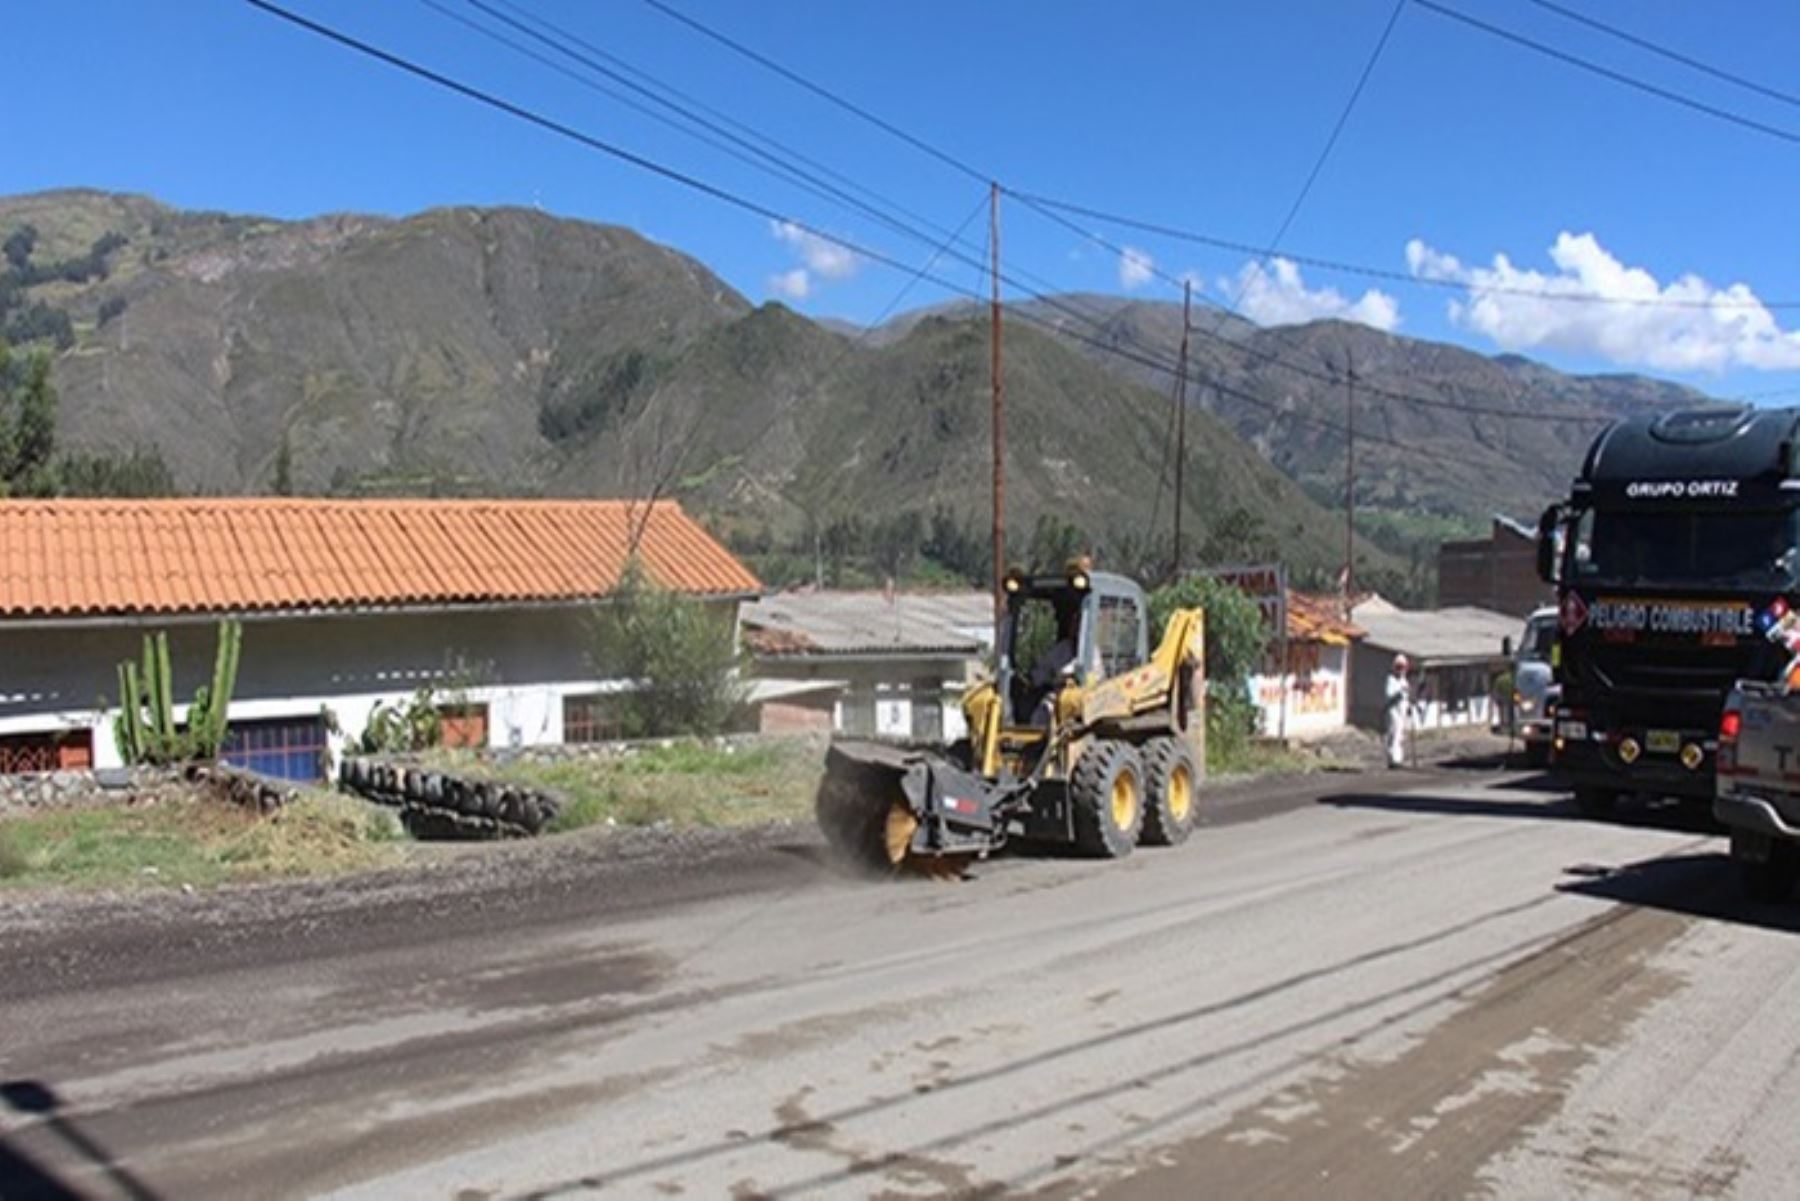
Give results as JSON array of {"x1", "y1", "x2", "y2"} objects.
[
  {"x1": 1348, "y1": 597, "x2": 1519, "y2": 733},
  {"x1": 1245, "y1": 590, "x2": 1365, "y2": 741},
  {"x1": 740, "y1": 590, "x2": 994, "y2": 743},
  {"x1": 0, "y1": 498, "x2": 759, "y2": 777}
]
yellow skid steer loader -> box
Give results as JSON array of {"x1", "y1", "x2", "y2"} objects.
[{"x1": 816, "y1": 563, "x2": 1206, "y2": 872}]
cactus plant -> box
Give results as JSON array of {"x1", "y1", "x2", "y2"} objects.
[{"x1": 112, "y1": 620, "x2": 243, "y2": 766}]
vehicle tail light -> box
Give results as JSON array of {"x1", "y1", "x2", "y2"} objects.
[
  {"x1": 1720, "y1": 709, "x2": 1742, "y2": 743},
  {"x1": 1719, "y1": 705, "x2": 1741, "y2": 774}
]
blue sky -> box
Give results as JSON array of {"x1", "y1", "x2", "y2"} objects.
[{"x1": 7, "y1": 0, "x2": 1800, "y2": 398}]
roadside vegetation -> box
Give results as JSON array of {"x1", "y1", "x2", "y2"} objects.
[
  {"x1": 0, "y1": 792, "x2": 404, "y2": 892},
  {"x1": 425, "y1": 739, "x2": 824, "y2": 834}
]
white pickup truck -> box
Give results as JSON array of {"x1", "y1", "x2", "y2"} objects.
[{"x1": 1716, "y1": 682, "x2": 1800, "y2": 902}]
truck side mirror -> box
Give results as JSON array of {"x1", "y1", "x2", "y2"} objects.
[
  {"x1": 1501, "y1": 636, "x2": 1513, "y2": 658},
  {"x1": 1535, "y1": 504, "x2": 1563, "y2": 584}
]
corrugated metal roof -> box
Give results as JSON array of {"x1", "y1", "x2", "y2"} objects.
[
  {"x1": 1350, "y1": 602, "x2": 1518, "y2": 663},
  {"x1": 742, "y1": 591, "x2": 993, "y2": 657},
  {"x1": 0, "y1": 498, "x2": 759, "y2": 619}
]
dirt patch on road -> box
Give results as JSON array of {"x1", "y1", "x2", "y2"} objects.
[{"x1": 1097, "y1": 902, "x2": 1697, "y2": 1200}]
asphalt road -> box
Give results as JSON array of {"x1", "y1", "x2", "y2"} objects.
[{"x1": 4, "y1": 762, "x2": 1800, "y2": 1200}]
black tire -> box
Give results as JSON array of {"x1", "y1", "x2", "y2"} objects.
[
  {"x1": 1737, "y1": 838, "x2": 1799, "y2": 904},
  {"x1": 1140, "y1": 737, "x2": 1200, "y2": 847},
  {"x1": 1070, "y1": 740, "x2": 1145, "y2": 858},
  {"x1": 1573, "y1": 787, "x2": 1618, "y2": 819}
]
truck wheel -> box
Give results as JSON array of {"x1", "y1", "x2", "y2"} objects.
[
  {"x1": 1140, "y1": 738, "x2": 1199, "y2": 847},
  {"x1": 1738, "y1": 841, "x2": 1798, "y2": 904},
  {"x1": 1573, "y1": 787, "x2": 1617, "y2": 819},
  {"x1": 1070, "y1": 740, "x2": 1145, "y2": 858}
]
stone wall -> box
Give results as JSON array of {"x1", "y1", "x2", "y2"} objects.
[{"x1": 0, "y1": 763, "x2": 297, "y2": 816}]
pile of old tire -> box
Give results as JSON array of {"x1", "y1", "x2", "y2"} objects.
[{"x1": 337, "y1": 756, "x2": 561, "y2": 839}]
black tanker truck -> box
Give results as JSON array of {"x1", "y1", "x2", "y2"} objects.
[{"x1": 1537, "y1": 406, "x2": 1799, "y2": 816}]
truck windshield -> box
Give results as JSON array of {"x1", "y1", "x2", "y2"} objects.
[{"x1": 1569, "y1": 506, "x2": 1798, "y2": 589}]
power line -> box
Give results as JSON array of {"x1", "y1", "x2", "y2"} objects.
[
  {"x1": 626, "y1": 0, "x2": 1622, "y2": 421},
  {"x1": 1015, "y1": 190, "x2": 1800, "y2": 311},
  {"x1": 636, "y1": 0, "x2": 1800, "y2": 362},
  {"x1": 640, "y1": 0, "x2": 989, "y2": 186},
  {"x1": 1522, "y1": 0, "x2": 1800, "y2": 113},
  {"x1": 449, "y1": 0, "x2": 995, "y2": 269},
  {"x1": 439, "y1": 0, "x2": 1201, "y2": 396},
  {"x1": 416, "y1": 0, "x2": 859, "y2": 214},
  {"x1": 242, "y1": 2, "x2": 1307, "y2": 460},
  {"x1": 259, "y1": 0, "x2": 1203, "y2": 435},
  {"x1": 1003, "y1": 303, "x2": 1502, "y2": 471},
  {"x1": 1268, "y1": 0, "x2": 1406, "y2": 250},
  {"x1": 1412, "y1": 0, "x2": 1800, "y2": 147},
  {"x1": 1008, "y1": 189, "x2": 1614, "y2": 422},
  {"x1": 242, "y1": 0, "x2": 983, "y2": 297},
  {"x1": 249, "y1": 0, "x2": 1606, "y2": 480}
]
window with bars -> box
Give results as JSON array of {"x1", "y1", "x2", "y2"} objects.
[
  {"x1": 437, "y1": 704, "x2": 489, "y2": 750},
  {"x1": 563, "y1": 693, "x2": 624, "y2": 745},
  {"x1": 0, "y1": 731, "x2": 93, "y2": 775},
  {"x1": 221, "y1": 717, "x2": 329, "y2": 781}
]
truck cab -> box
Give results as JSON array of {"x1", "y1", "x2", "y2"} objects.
[
  {"x1": 1500, "y1": 606, "x2": 1558, "y2": 764},
  {"x1": 1717, "y1": 684, "x2": 1800, "y2": 902},
  {"x1": 1538, "y1": 406, "x2": 1800, "y2": 815}
]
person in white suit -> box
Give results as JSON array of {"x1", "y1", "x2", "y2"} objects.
[{"x1": 1385, "y1": 655, "x2": 1412, "y2": 768}]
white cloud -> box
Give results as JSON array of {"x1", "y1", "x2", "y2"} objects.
[
  {"x1": 1406, "y1": 232, "x2": 1800, "y2": 372},
  {"x1": 768, "y1": 268, "x2": 810, "y2": 301},
  {"x1": 771, "y1": 220, "x2": 859, "y2": 281},
  {"x1": 1118, "y1": 245, "x2": 1155, "y2": 291},
  {"x1": 1230, "y1": 258, "x2": 1400, "y2": 332}
]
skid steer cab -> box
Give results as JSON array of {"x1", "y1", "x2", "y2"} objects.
[{"x1": 816, "y1": 562, "x2": 1208, "y2": 873}]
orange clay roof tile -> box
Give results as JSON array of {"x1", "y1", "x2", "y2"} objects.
[{"x1": 0, "y1": 498, "x2": 760, "y2": 619}]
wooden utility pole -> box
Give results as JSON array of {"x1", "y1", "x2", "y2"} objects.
[
  {"x1": 1343, "y1": 352, "x2": 1356, "y2": 606},
  {"x1": 990, "y1": 182, "x2": 1006, "y2": 639},
  {"x1": 1171, "y1": 281, "x2": 1192, "y2": 574}
]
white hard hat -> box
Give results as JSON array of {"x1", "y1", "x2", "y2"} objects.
[{"x1": 1392, "y1": 654, "x2": 1410, "y2": 671}]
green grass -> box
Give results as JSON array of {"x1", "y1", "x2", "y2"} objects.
[
  {"x1": 1210, "y1": 739, "x2": 1315, "y2": 778},
  {"x1": 426, "y1": 739, "x2": 825, "y2": 835},
  {"x1": 0, "y1": 793, "x2": 405, "y2": 892}
]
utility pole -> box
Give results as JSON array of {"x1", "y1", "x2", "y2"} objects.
[
  {"x1": 1343, "y1": 351, "x2": 1356, "y2": 608},
  {"x1": 990, "y1": 181, "x2": 1006, "y2": 641},
  {"x1": 1171, "y1": 280, "x2": 1192, "y2": 576}
]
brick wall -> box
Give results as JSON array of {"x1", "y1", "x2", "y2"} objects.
[{"x1": 1437, "y1": 520, "x2": 1551, "y2": 618}]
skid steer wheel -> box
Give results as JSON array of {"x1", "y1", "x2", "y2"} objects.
[
  {"x1": 1071, "y1": 740, "x2": 1146, "y2": 858},
  {"x1": 1140, "y1": 737, "x2": 1199, "y2": 847}
]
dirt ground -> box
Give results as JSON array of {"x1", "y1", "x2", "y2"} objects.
[{"x1": 7, "y1": 751, "x2": 1796, "y2": 1200}]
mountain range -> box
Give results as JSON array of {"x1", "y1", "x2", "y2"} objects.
[{"x1": 0, "y1": 188, "x2": 1720, "y2": 593}]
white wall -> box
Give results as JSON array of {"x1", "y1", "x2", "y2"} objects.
[
  {"x1": 759, "y1": 657, "x2": 972, "y2": 745},
  {"x1": 1248, "y1": 642, "x2": 1351, "y2": 741},
  {"x1": 0, "y1": 603, "x2": 735, "y2": 771}
]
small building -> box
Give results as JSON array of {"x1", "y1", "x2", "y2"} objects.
[
  {"x1": 0, "y1": 498, "x2": 760, "y2": 778},
  {"x1": 742, "y1": 591, "x2": 993, "y2": 744},
  {"x1": 1437, "y1": 514, "x2": 1553, "y2": 618},
  {"x1": 1348, "y1": 598, "x2": 1518, "y2": 732},
  {"x1": 1247, "y1": 591, "x2": 1364, "y2": 741}
]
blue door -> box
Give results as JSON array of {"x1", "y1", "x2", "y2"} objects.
[{"x1": 221, "y1": 716, "x2": 328, "y2": 781}]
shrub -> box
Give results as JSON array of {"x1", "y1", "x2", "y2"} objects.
[
  {"x1": 1150, "y1": 574, "x2": 1270, "y2": 761},
  {"x1": 589, "y1": 561, "x2": 744, "y2": 738}
]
